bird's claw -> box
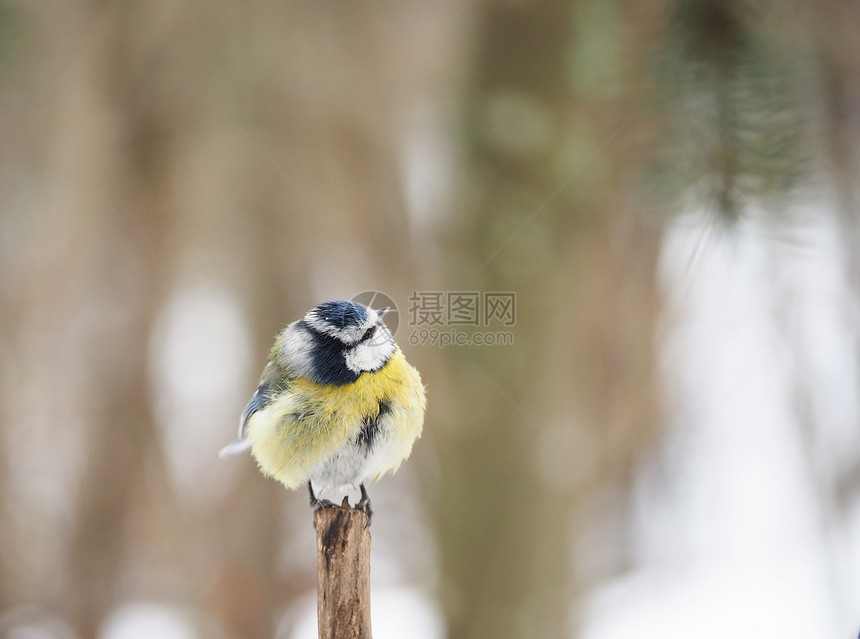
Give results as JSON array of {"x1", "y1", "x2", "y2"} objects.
[
  {"x1": 311, "y1": 498, "x2": 337, "y2": 511},
  {"x1": 309, "y1": 482, "x2": 373, "y2": 526},
  {"x1": 308, "y1": 482, "x2": 337, "y2": 511},
  {"x1": 356, "y1": 483, "x2": 373, "y2": 527}
]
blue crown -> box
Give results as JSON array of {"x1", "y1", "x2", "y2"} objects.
[{"x1": 312, "y1": 300, "x2": 369, "y2": 328}]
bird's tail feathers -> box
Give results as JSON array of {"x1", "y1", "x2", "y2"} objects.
[{"x1": 219, "y1": 438, "x2": 252, "y2": 459}]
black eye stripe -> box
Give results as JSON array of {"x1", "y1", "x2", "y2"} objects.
[{"x1": 358, "y1": 325, "x2": 377, "y2": 343}]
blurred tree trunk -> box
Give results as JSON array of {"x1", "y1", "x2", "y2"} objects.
[
  {"x1": 436, "y1": 2, "x2": 663, "y2": 637},
  {"x1": 51, "y1": 5, "x2": 170, "y2": 636},
  {"x1": 34, "y1": 3, "x2": 292, "y2": 636}
]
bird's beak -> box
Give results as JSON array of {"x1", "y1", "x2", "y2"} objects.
[{"x1": 376, "y1": 307, "x2": 390, "y2": 319}]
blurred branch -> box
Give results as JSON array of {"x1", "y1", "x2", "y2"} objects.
[
  {"x1": 648, "y1": 0, "x2": 811, "y2": 221},
  {"x1": 314, "y1": 502, "x2": 372, "y2": 639}
]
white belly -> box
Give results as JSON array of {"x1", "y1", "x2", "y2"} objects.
[{"x1": 308, "y1": 405, "x2": 418, "y2": 493}]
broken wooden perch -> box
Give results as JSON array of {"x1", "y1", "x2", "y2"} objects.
[{"x1": 315, "y1": 498, "x2": 372, "y2": 639}]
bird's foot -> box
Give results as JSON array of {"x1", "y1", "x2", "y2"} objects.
[
  {"x1": 356, "y1": 483, "x2": 373, "y2": 527},
  {"x1": 308, "y1": 482, "x2": 337, "y2": 511},
  {"x1": 311, "y1": 498, "x2": 337, "y2": 511}
]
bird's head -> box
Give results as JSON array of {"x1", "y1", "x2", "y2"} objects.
[{"x1": 304, "y1": 300, "x2": 395, "y2": 373}]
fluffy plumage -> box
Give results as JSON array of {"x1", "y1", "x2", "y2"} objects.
[{"x1": 221, "y1": 301, "x2": 426, "y2": 497}]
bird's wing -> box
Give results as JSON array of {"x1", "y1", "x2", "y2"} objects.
[
  {"x1": 219, "y1": 383, "x2": 276, "y2": 458},
  {"x1": 220, "y1": 322, "x2": 313, "y2": 459},
  {"x1": 220, "y1": 359, "x2": 293, "y2": 458}
]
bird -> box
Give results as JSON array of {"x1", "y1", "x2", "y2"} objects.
[{"x1": 220, "y1": 300, "x2": 426, "y2": 522}]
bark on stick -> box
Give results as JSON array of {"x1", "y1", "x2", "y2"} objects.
[{"x1": 315, "y1": 500, "x2": 372, "y2": 639}]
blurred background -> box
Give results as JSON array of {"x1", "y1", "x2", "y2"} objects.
[{"x1": 2, "y1": 0, "x2": 860, "y2": 637}]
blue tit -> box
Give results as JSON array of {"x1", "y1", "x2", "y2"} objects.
[{"x1": 220, "y1": 300, "x2": 426, "y2": 519}]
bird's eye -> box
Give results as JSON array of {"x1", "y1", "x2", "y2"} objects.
[{"x1": 359, "y1": 326, "x2": 377, "y2": 343}]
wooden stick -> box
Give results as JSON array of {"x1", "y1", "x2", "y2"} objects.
[{"x1": 315, "y1": 499, "x2": 372, "y2": 639}]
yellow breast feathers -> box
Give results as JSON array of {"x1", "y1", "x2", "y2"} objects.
[{"x1": 246, "y1": 347, "x2": 425, "y2": 489}]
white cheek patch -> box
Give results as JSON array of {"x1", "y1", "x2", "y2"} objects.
[
  {"x1": 277, "y1": 322, "x2": 315, "y2": 377},
  {"x1": 344, "y1": 339, "x2": 396, "y2": 373}
]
